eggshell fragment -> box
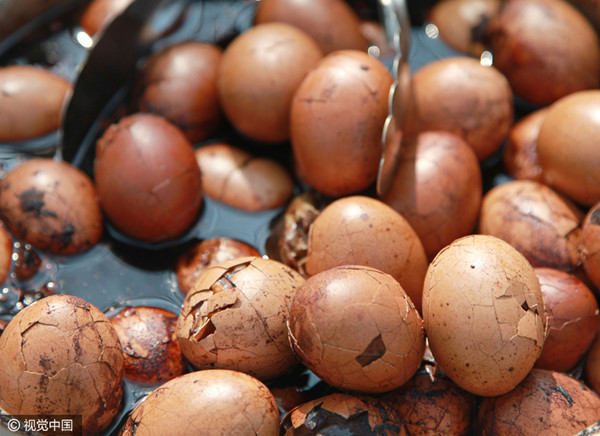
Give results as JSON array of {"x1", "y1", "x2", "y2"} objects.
[
  {"x1": 119, "y1": 369, "x2": 280, "y2": 436},
  {"x1": 423, "y1": 234, "x2": 546, "y2": 397},
  {"x1": 176, "y1": 256, "x2": 305, "y2": 381},
  {"x1": 581, "y1": 202, "x2": 600, "y2": 291},
  {"x1": 0, "y1": 295, "x2": 124, "y2": 436}
]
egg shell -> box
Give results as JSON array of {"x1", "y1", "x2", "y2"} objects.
[
  {"x1": 94, "y1": 113, "x2": 203, "y2": 243},
  {"x1": 119, "y1": 369, "x2": 280, "y2": 436},
  {"x1": 288, "y1": 265, "x2": 425, "y2": 393},
  {"x1": 584, "y1": 323, "x2": 600, "y2": 395},
  {"x1": 194, "y1": 142, "x2": 294, "y2": 211},
  {"x1": 217, "y1": 22, "x2": 323, "y2": 143},
  {"x1": 0, "y1": 65, "x2": 70, "y2": 142},
  {"x1": 79, "y1": 0, "x2": 133, "y2": 36},
  {"x1": 0, "y1": 158, "x2": 103, "y2": 254},
  {"x1": 380, "y1": 131, "x2": 482, "y2": 260},
  {"x1": 176, "y1": 256, "x2": 305, "y2": 381},
  {"x1": 0, "y1": 223, "x2": 12, "y2": 284},
  {"x1": 254, "y1": 0, "x2": 368, "y2": 54},
  {"x1": 290, "y1": 50, "x2": 393, "y2": 197},
  {"x1": 477, "y1": 369, "x2": 600, "y2": 435},
  {"x1": 0, "y1": 295, "x2": 124, "y2": 436},
  {"x1": 537, "y1": 90, "x2": 600, "y2": 206},
  {"x1": 581, "y1": 202, "x2": 600, "y2": 292},
  {"x1": 422, "y1": 234, "x2": 546, "y2": 397},
  {"x1": 406, "y1": 56, "x2": 513, "y2": 161}
]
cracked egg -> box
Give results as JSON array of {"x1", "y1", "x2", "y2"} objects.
[
  {"x1": 287, "y1": 265, "x2": 425, "y2": 393},
  {"x1": 0, "y1": 294, "x2": 124, "y2": 435},
  {"x1": 582, "y1": 202, "x2": 600, "y2": 292},
  {"x1": 422, "y1": 234, "x2": 546, "y2": 397},
  {"x1": 176, "y1": 256, "x2": 305, "y2": 381}
]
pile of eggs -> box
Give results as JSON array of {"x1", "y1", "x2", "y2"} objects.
[{"x1": 1, "y1": 0, "x2": 600, "y2": 434}]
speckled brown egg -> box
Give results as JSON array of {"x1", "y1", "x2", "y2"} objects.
[
  {"x1": 119, "y1": 369, "x2": 280, "y2": 436},
  {"x1": 175, "y1": 237, "x2": 260, "y2": 295},
  {"x1": 94, "y1": 113, "x2": 203, "y2": 243},
  {"x1": 405, "y1": 56, "x2": 513, "y2": 161},
  {"x1": 254, "y1": 0, "x2": 368, "y2": 54},
  {"x1": 79, "y1": 0, "x2": 133, "y2": 36},
  {"x1": 581, "y1": 202, "x2": 600, "y2": 291},
  {"x1": 502, "y1": 107, "x2": 548, "y2": 182},
  {"x1": 479, "y1": 180, "x2": 584, "y2": 275},
  {"x1": 134, "y1": 41, "x2": 223, "y2": 143},
  {"x1": 109, "y1": 306, "x2": 186, "y2": 384},
  {"x1": 176, "y1": 256, "x2": 305, "y2": 381},
  {"x1": 534, "y1": 268, "x2": 599, "y2": 372},
  {"x1": 288, "y1": 265, "x2": 425, "y2": 393},
  {"x1": 281, "y1": 393, "x2": 406, "y2": 435},
  {"x1": 0, "y1": 295, "x2": 124, "y2": 436},
  {"x1": 477, "y1": 369, "x2": 600, "y2": 435},
  {"x1": 0, "y1": 66, "x2": 70, "y2": 142},
  {"x1": 423, "y1": 234, "x2": 546, "y2": 397},
  {"x1": 0, "y1": 223, "x2": 12, "y2": 284},
  {"x1": 217, "y1": 22, "x2": 322, "y2": 143},
  {"x1": 380, "y1": 131, "x2": 482, "y2": 260},
  {"x1": 0, "y1": 158, "x2": 103, "y2": 254},
  {"x1": 383, "y1": 371, "x2": 476, "y2": 436},
  {"x1": 484, "y1": 0, "x2": 600, "y2": 105},
  {"x1": 305, "y1": 195, "x2": 428, "y2": 312},
  {"x1": 291, "y1": 50, "x2": 393, "y2": 197},
  {"x1": 194, "y1": 143, "x2": 294, "y2": 211},
  {"x1": 537, "y1": 90, "x2": 600, "y2": 206}
]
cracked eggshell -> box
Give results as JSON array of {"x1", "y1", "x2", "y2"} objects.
[
  {"x1": 0, "y1": 294, "x2": 124, "y2": 436},
  {"x1": 119, "y1": 369, "x2": 280, "y2": 436},
  {"x1": 280, "y1": 393, "x2": 406, "y2": 435},
  {"x1": 288, "y1": 265, "x2": 425, "y2": 393},
  {"x1": 479, "y1": 180, "x2": 584, "y2": 276},
  {"x1": 194, "y1": 143, "x2": 294, "y2": 211},
  {"x1": 94, "y1": 113, "x2": 203, "y2": 243},
  {"x1": 290, "y1": 50, "x2": 393, "y2": 197},
  {"x1": 176, "y1": 256, "x2": 305, "y2": 381},
  {"x1": 305, "y1": 195, "x2": 428, "y2": 312},
  {"x1": 582, "y1": 202, "x2": 600, "y2": 291},
  {"x1": 477, "y1": 369, "x2": 600, "y2": 435},
  {"x1": 422, "y1": 234, "x2": 546, "y2": 397},
  {"x1": 0, "y1": 158, "x2": 103, "y2": 254}
]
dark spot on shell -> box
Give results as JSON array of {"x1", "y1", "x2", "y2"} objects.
[
  {"x1": 18, "y1": 189, "x2": 47, "y2": 216},
  {"x1": 360, "y1": 64, "x2": 369, "y2": 71}
]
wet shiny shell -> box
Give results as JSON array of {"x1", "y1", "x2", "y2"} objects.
[
  {"x1": 581, "y1": 203, "x2": 600, "y2": 291},
  {"x1": 119, "y1": 369, "x2": 280, "y2": 436},
  {"x1": 0, "y1": 295, "x2": 124, "y2": 436},
  {"x1": 305, "y1": 196, "x2": 428, "y2": 312},
  {"x1": 422, "y1": 234, "x2": 546, "y2": 397},
  {"x1": 176, "y1": 256, "x2": 305, "y2": 381},
  {"x1": 0, "y1": 158, "x2": 103, "y2": 254},
  {"x1": 288, "y1": 265, "x2": 425, "y2": 393}
]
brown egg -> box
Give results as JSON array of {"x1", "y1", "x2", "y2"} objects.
[
  {"x1": 0, "y1": 66, "x2": 70, "y2": 142},
  {"x1": 79, "y1": 0, "x2": 133, "y2": 36},
  {"x1": 194, "y1": 143, "x2": 294, "y2": 211},
  {"x1": 281, "y1": 393, "x2": 407, "y2": 435},
  {"x1": 406, "y1": 56, "x2": 513, "y2": 161},
  {"x1": 175, "y1": 237, "x2": 260, "y2": 295},
  {"x1": 477, "y1": 369, "x2": 600, "y2": 435},
  {"x1": 119, "y1": 369, "x2": 280, "y2": 436},
  {"x1": 109, "y1": 306, "x2": 186, "y2": 384},
  {"x1": 305, "y1": 196, "x2": 428, "y2": 312},
  {"x1": 484, "y1": 0, "x2": 600, "y2": 105},
  {"x1": 217, "y1": 23, "x2": 322, "y2": 143},
  {"x1": 134, "y1": 41, "x2": 223, "y2": 144},
  {"x1": 0, "y1": 295, "x2": 124, "y2": 435},
  {"x1": 566, "y1": 0, "x2": 600, "y2": 31},
  {"x1": 584, "y1": 323, "x2": 600, "y2": 395},
  {"x1": 534, "y1": 268, "x2": 599, "y2": 372},
  {"x1": 176, "y1": 256, "x2": 305, "y2": 381},
  {"x1": 537, "y1": 90, "x2": 600, "y2": 206},
  {"x1": 428, "y1": 0, "x2": 501, "y2": 57},
  {"x1": 380, "y1": 131, "x2": 482, "y2": 260},
  {"x1": 290, "y1": 50, "x2": 393, "y2": 197},
  {"x1": 12, "y1": 242, "x2": 41, "y2": 281},
  {"x1": 581, "y1": 202, "x2": 600, "y2": 292},
  {"x1": 254, "y1": 0, "x2": 368, "y2": 54},
  {"x1": 423, "y1": 234, "x2": 546, "y2": 397},
  {"x1": 0, "y1": 158, "x2": 103, "y2": 254},
  {"x1": 479, "y1": 180, "x2": 584, "y2": 275},
  {"x1": 502, "y1": 107, "x2": 548, "y2": 182},
  {"x1": 383, "y1": 372, "x2": 475, "y2": 436},
  {"x1": 288, "y1": 265, "x2": 425, "y2": 393},
  {"x1": 0, "y1": 223, "x2": 12, "y2": 284},
  {"x1": 94, "y1": 113, "x2": 203, "y2": 243}
]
